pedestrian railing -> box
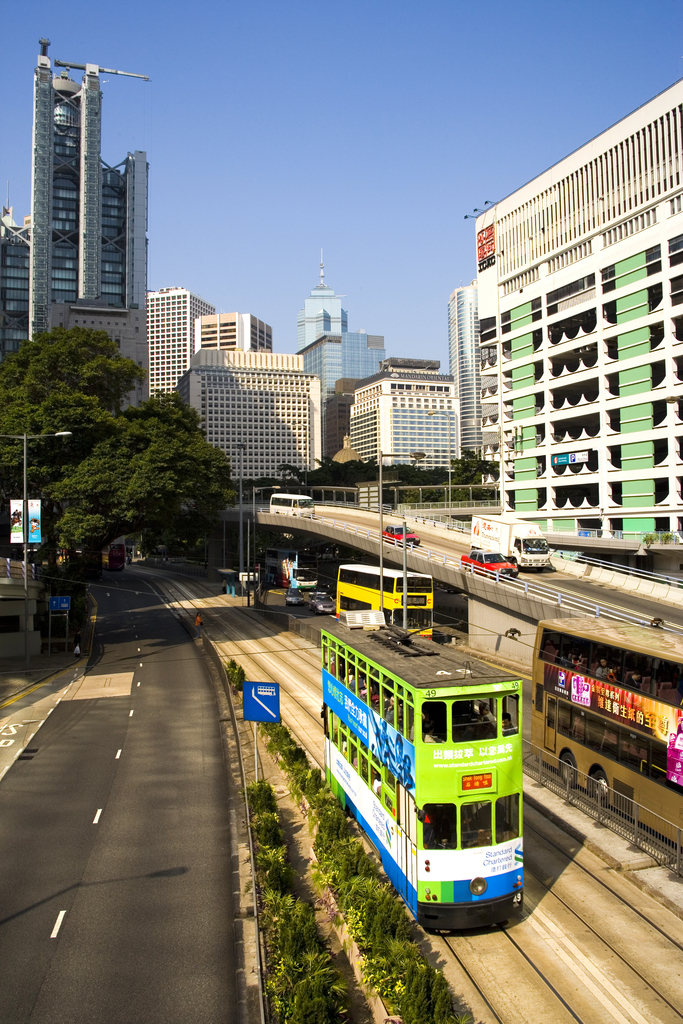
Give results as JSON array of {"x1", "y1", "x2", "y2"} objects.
[{"x1": 522, "y1": 740, "x2": 682, "y2": 875}]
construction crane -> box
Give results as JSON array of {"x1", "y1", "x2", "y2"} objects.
[{"x1": 53, "y1": 59, "x2": 149, "y2": 81}]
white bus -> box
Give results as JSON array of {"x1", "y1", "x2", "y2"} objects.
[{"x1": 269, "y1": 493, "x2": 315, "y2": 516}]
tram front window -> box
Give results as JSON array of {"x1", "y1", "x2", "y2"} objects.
[
  {"x1": 422, "y1": 701, "x2": 447, "y2": 742},
  {"x1": 495, "y1": 794, "x2": 520, "y2": 843},
  {"x1": 461, "y1": 801, "x2": 492, "y2": 848},
  {"x1": 422, "y1": 803, "x2": 458, "y2": 849},
  {"x1": 451, "y1": 699, "x2": 497, "y2": 741},
  {"x1": 502, "y1": 695, "x2": 519, "y2": 735}
]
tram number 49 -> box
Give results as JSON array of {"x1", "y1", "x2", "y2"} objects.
[{"x1": 424, "y1": 689, "x2": 437, "y2": 698}]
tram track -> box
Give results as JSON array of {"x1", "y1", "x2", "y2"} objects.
[{"x1": 137, "y1": 568, "x2": 683, "y2": 1024}]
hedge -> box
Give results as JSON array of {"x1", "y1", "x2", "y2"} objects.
[
  {"x1": 247, "y1": 779, "x2": 347, "y2": 1023},
  {"x1": 261, "y1": 722, "x2": 461, "y2": 1024},
  {"x1": 225, "y1": 658, "x2": 245, "y2": 692}
]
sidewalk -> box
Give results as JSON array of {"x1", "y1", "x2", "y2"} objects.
[
  {"x1": 524, "y1": 777, "x2": 683, "y2": 920},
  {"x1": 0, "y1": 651, "x2": 81, "y2": 705}
]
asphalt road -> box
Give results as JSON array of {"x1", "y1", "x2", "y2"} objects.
[{"x1": 0, "y1": 572, "x2": 236, "y2": 1024}]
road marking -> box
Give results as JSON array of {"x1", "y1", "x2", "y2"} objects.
[
  {"x1": 527, "y1": 904, "x2": 647, "y2": 1024},
  {"x1": 129, "y1": 710, "x2": 134, "y2": 717},
  {"x1": 115, "y1": 749, "x2": 122, "y2": 759},
  {"x1": 137, "y1": 681, "x2": 140, "y2": 686},
  {"x1": 137, "y1": 648, "x2": 141, "y2": 652},
  {"x1": 93, "y1": 808, "x2": 102, "y2": 824},
  {"x1": 139, "y1": 663, "x2": 142, "y2": 667},
  {"x1": 50, "y1": 911, "x2": 66, "y2": 938},
  {"x1": 106, "y1": 592, "x2": 110, "y2": 597}
]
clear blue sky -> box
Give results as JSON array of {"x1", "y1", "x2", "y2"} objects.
[{"x1": 4, "y1": 1, "x2": 683, "y2": 366}]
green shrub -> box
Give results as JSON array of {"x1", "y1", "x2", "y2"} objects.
[
  {"x1": 253, "y1": 811, "x2": 284, "y2": 849},
  {"x1": 247, "y1": 779, "x2": 277, "y2": 815},
  {"x1": 225, "y1": 658, "x2": 245, "y2": 692}
]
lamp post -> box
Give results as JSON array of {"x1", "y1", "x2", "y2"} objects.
[
  {"x1": 427, "y1": 409, "x2": 453, "y2": 508},
  {"x1": 1, "y1": 430, "x2": 72, "y2": 669},
  {"x1": 378, "y1": 450, "x2": 426, "y2": 625},
  {"x1": 252, "y1": 484, "x2": 279, "y2": 580},
  {"x1": 235, "y1": 442, "x2": 247, "y2": 580}
]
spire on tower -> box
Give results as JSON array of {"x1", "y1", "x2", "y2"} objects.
[{"x1": 319, "y1": 249, "x2": 324, "y2": 286}]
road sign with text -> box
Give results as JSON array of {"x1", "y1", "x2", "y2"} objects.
[
  {"x1": 243, "y1": 682, "x2": 281, "y2": 723},
  {"x1": 49, "y1": 596, "x2": 71, "y2": 611}
]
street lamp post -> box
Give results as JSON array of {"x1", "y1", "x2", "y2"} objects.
[
  {"x1": 378, "y1": 450, "x2": 425, "y2": 625},
  {"x1": 427, "y1": 409, "x2": 453, "y2": 508},
  {"x1": 1, "y1": 430, "x2": 72, "y2": 669},
  {"x1": 235, "y1": 442, "x2": 247, "y2": 580}
]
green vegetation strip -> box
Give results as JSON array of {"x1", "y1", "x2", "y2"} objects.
[{"x1": 261, "y1": 721, "x2": 463, "y2": 1024}]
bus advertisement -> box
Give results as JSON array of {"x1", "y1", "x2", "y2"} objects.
[{"x1": 265, "y1": 548, "x2": 298, "y2": 588}]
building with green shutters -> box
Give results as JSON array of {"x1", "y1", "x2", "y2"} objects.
[{"x1": 475, "y1": 79, "x2": 683, "y2": 538}]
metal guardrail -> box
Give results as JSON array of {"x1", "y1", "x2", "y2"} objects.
[
  {"x1": 554, "y1": 550, "x2": 683, "y2": 589},
  {"x1": 523, "y1": 740, "x2": 682, "y2": 874},
  {"x1": 398, "y1": 499, "x2": 502, "y2": 512},
  {"x1": 258, "y1": 509, "x2": 683, "y2": 634}
]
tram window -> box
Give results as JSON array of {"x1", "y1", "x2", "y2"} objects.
[
  {"x1": 422, "y1": 701, "x2": 447, "y2": 743},
  {"x1": 557, "y1": 702, "x2": 572, "y2": 738},
  {"x1": 346, "y1": 662, "x2": 357, "y2": 695},
  {"x1": 460, "y1": 801, "x2": 492, "y2": 848},
  {"x1": 650, "y1": 740, "x2": 668, "y2": 780},
  {"x1": 322, "y1": 644, "x2": 329, "y2": 669},
  {"x1": 495, "y1": 793, "x2": 520, "y2": 843},
  {"x1": 382, "y1": 686, "x2": 395, "y2": 726},
  {"x1": 618, "y1": 731, "x2": 649, "y2": 773},
  {"x1": 384, "y1": 791, "x2": 394, "y2": 813},
  {"x1": 585, "y1": 713, "x2": 618, "y2": 759},
  {"x1": 360, "y1": 755, "x2": 369, "y2": 784},
  {"x1": 540, "y1": 630, "x2": 561, "y2": 664},
  {"x1": 385, "y1": 767, "x2": 397, "y2": 793},
  {"x1": 422, "y1": 803, "x2": 458, "y2": 850},
  {"x1": 371, "y1": 765, "x2": 382, "y2": 797},
  {"x1": 358, "y1": 670, "x2": 368, "y2": 701},
  {"x1": 406, "y1": 704, "x2": 415, "y2": 742},
  {"x1": 502, "y1": 695, "x2": 519, "y2": 736},
  {"x1": 351, "y1": 741, "x2": 359, "y2": 771},
  {"x1": 329, "y1": 651, "x2": 336, "y2": 678},
  {"x1": 369, "y1": 679, "x2": 380, "y2": 709},
  {"x1": 623, "y1": 652, "x2": 653, "y2": 693},
  {"x1": 396, "y1": 697, "x2": 404, "y2": 735},
  {"x1": 338, "y1": 657, "x2": 346, "y2": 682},
  {"x1": 451, "y1": 699, "x2": 497, "y2": 740},
  {"x1": 330, "y1": 712, "x2": 338, "y2": 746}
]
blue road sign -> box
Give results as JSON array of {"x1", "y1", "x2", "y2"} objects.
[
  {"x1": 49, "y1": 596, "x2": 71, "y2": 611},
  {"x1": 243, "y1": 682, "x2": 281, "y2": 723}
]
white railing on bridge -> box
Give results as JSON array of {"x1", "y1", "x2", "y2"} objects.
[{"x1": 398, "y1": 499, "x2": 501, "y2": 512}]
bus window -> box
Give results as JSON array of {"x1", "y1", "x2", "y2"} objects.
[
  {"x1": 618, "y1": 731, "x2": 649, "y2": 773},
  {"x1": 591, "y1": 645, "x2": 623, "y2": 683},
  {"x1": 422, "y1": 804, "x2": 458, "y2": 850},
  {"x1": 557, "y1": 702, "x2": 572, "y2": 738},
  {"x1": 502, "y1": 695, "x2": 519, "y2": 736},
  {"x1": 650, "y1": 740, "x2": 668, "y2": 780},
  {"x1": 652, "y1": 659, "x2": 681, "y2": 704},
  {"x1": 371, "y1": 765, "x2": 382, "y2": 797},
  {"x1": 422, "y1": 701, "x2": 447, "y2": 743},
  {"x1": 540, "y1": 630, "x2": 561, "y2": 663},
  {"x1": 382, "y1": 686, "x2": 395, "y2": 726},
  {"x1": 585, "y1": 714, "x2": 617, "y2": 759},
  {"x1": 495, "y1": 794, "x2": 520, "y2": 843},
  {"x1": 623, "y1": 652, "x2": 653, "y2": 693},
  {"x1": 572, "y1": 709, "x2": 586, "y2": 743},
  {"x1": 406, "y1": 703, "x2": 415, "y2": 742},
  {"x1": 461, "y1": 801, "x2": 492, "y2": 848},
  {"x1": 560, "y1": 636, "x2": 590, "y2": 672}
]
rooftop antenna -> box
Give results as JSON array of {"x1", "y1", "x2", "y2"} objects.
[
  {"x1": 319, "y1": 249, "x2": 325, "y2": 286},
  {"x1": 53, "y1": 57, "x2": 150, "y2": 81},
  {"x1": 39, "y1": 38, "x2": 50, "y2": 57}
]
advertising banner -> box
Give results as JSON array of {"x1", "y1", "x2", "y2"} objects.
[
  {"x1": 10, "y1": 500, "x2": 23, "y2": 543},
  {"x1": 323, "y1": 668, "x2": 416, "y2": 793},
  {"x1": 27, "y1": 499, "x2": 41, "y2": 544}
]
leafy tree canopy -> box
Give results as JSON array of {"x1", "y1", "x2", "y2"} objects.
[{"x1": 0, "y1": 328, "x2": 234, "y2": 564}]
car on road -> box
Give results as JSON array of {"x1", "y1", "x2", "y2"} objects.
[
  {"x1": 285, "y1": 587, "x2": 305, "y2": 606},
  {"x1": 460, "y1": 549, "x2": 519, "y2": 578},
  {"x1": 383, "y1": 523, "x2": 421, "y2": 546},
  {"x1": 308, "y1": 589, "x2": 336, "y2": 615}
]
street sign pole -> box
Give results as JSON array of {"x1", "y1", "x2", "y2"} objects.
[
  {"x1": 254, "y1": 722, "x2": 258, "y2": 781},
  {"x1": 243, "y1": 682, "x2": 281, "y2": 782}
]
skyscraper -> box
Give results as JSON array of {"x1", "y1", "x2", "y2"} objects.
[
  {"x1": 297, "y1": 255, "x2": 347, "y2": 351},
  {"x1": 448, "y1": 282, "x2": 481, "y2": 452},
  {"x1": 195, "y1": 313, "x2": 272, "y2": 353},
  {"x1": 0, "y1": 207, "x2": 30, "y2": 360},
  {"x1": 148, "y1": 287, "x2": 215, "y2": 392},
  {"x1": 26, "y1": 41, "x2": 149, "y2": 399}
]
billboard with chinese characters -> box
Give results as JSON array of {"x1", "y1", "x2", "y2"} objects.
[
  {"x1": 544, "y1": 663, "x2": 683, "y2": 784},
  {"x1": 323, "y1": 669, "x2": 415, "y2": 794},
  {"x1": 477, "y1": 225, "x2": 496, "y2": 272}
]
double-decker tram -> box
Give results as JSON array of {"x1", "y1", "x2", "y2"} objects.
[
  {"x1": 532, "y1": 617, "x2": 683, "y2": 814},
  {"x1": 321, "y1": 617, "x2": 523, "y2": 929},
  {"x1": 336, "y1": 564, "x2": 434, "y2": 635}
]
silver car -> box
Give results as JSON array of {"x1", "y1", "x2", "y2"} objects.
[
  {"x1": 309, "y1": 590, "x2": 335, "y2": 615},
  {"x1": 285, "y1": 587, "x2": 305, "y2": 606}
]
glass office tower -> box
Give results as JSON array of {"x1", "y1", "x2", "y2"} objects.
[
  {"x1": 448, "y1": 282, "x2": 481, "y2": 452},
  {"x1": 297, "y1": 258, "x2": 348, "y2": 351}
]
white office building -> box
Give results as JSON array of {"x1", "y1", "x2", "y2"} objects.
[
  {"x1": 147, "y1": 287, "x2": 215, "y2": 392},
  {"x1": 350, "y1": 358, "x2": 458, "y2": 467},
  {"x1": 194, "y1": 312, "x2": 272, "y2": 353},
  {"x1": 448, "y1": 282, "x2": 481, "y2": 452},
  {"x1": 476, "y1": 80, "x2": 683, "y2": 537},
  {"x1": 176, "y1": 348, "x2": 321, "y2": 479}
]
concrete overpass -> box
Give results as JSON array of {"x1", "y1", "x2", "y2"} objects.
[{"x1": 220, "y1": 505, "x2": 683, "y2": 668}]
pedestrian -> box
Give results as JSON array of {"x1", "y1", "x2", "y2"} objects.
[
  {"x1": 73, "y1": 632, "x2": 81, "y2": 659},
  {"x1": 195, "y1": 612, "x2": 203, "y2": 639}
]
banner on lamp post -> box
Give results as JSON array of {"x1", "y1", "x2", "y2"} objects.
[
  {"x1": 10, "y1": 500, "x2": 23, "y2": 543},
  {"x1": 28, "y1": 499, "x2": 42, "y2": 544}
]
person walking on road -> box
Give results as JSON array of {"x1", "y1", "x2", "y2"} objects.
[{"x1": 195, "y1": 612, "x2": 203, "y2": 639}]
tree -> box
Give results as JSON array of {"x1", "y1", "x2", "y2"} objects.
[
  {"x1": 0, "y1": 329, "x2": 234, "y2": 568},
  {"x1": 450, "y1": 449, "x2": 499, "y2": 485}
]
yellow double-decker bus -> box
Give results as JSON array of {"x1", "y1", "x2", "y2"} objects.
[
  {"x1": 531, "y1": 617, "x2": 683, "y2": 818},
  {"x1": 336, "y1": 564, "x2": 433, "y2": 634}
]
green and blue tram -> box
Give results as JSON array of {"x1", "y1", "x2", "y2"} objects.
[{"x1": 321, "y1": 618, "x2": 524, "y2": 929}]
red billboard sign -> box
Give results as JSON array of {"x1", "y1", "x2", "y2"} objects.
[{"x1": 477, "y1": 225, "x2": 496, "y2": 271}]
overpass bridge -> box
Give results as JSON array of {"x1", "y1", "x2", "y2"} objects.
[{"x1": 220, "y1": 505, "x2": 683, "y2": 668}]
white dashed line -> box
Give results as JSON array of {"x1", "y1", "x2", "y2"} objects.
[
  {"x1": 139, "y1": 663, "x2": 142, "y2": 667},
  {"x1": 137, "y1": 681, "x2": 140, "y2": 687},
  {"x1": 51, "y1": 911, "x2": 66, "y2": 938},
  {"x1": 137, "y1": 648, "x2": 141, "y2": 652},
  {"x1": 93, "y1": 808, "x2": 102, "y2": 824},
  {"x1": 115, "y1": 749, "x2": 122, "y2": 759},
  {"x1": 129, "y1": 710, "x2": 134, "y2": 717}
]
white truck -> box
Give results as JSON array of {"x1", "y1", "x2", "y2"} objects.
[{"x1": 470, "y1": 515, "x2": 551, "y2": 571}]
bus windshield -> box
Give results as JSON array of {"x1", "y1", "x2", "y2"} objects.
[{"x1": 297, "y1": 498, "x2": 314, "y2": 509}]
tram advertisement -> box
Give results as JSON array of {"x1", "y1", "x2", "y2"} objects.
[
  {"x1": 323, "y1": 669, "x2": 416, "y2": 794},
  {"x1": 544, "y1": 663, "x2": 683, "y2": 783}
]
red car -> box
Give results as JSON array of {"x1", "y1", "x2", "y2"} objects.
[
  {"x1": 383, "y1": 524, "x2": 421, "y2": 546},
  {"x1": 461, "y1": 549, "x2": 519, "y2": 578}
]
